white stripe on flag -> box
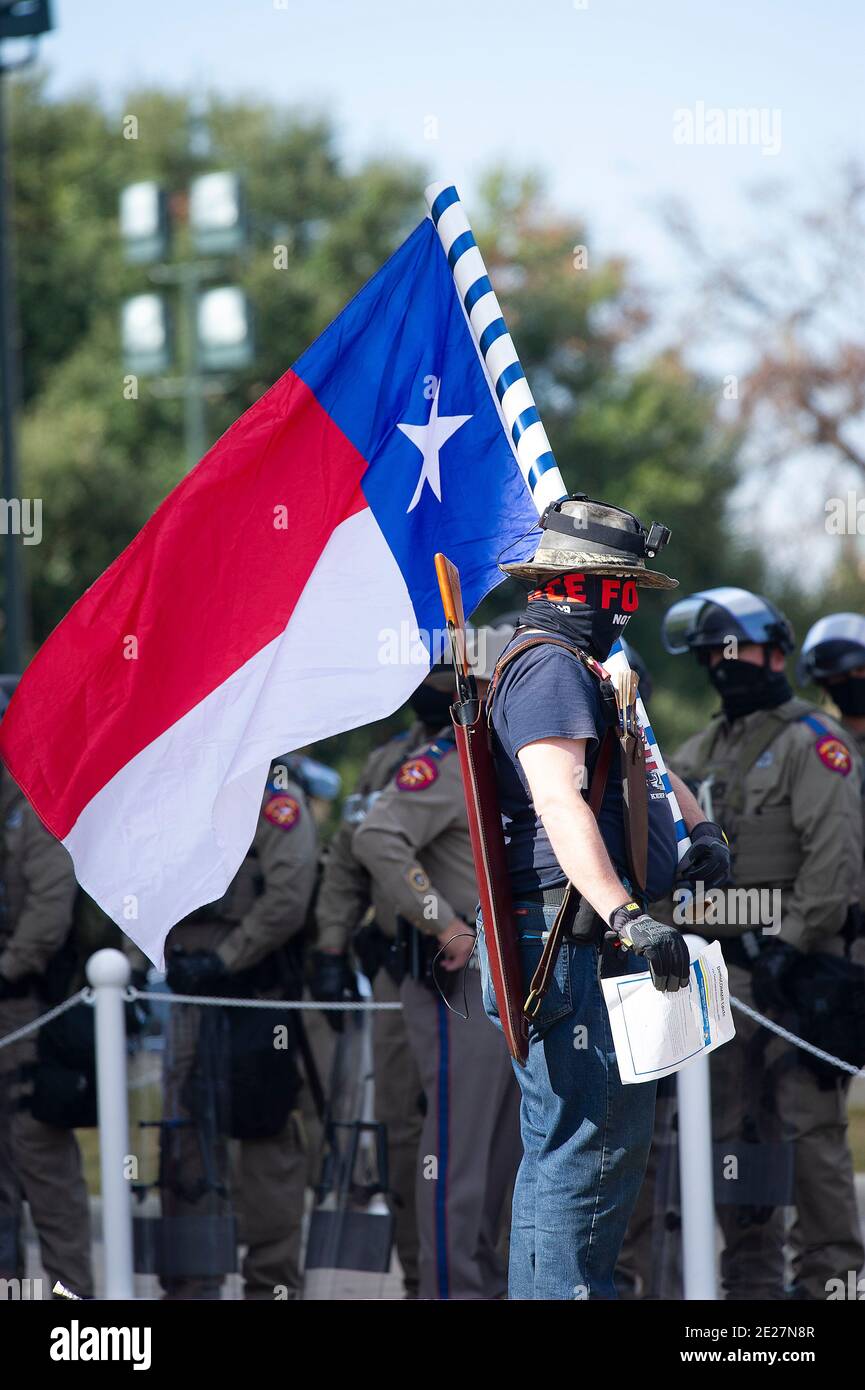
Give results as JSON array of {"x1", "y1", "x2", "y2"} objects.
[{"x1": 63, "y1": 507, "x2": 427, "y2": 966}]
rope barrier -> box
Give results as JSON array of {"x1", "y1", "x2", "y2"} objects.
[
  {"x1": 0, "y1": 988, "x2": 401, "y2": 1051},
  {"x1": 1, "y1": 987, "x2": 861, "y2": 1079},
  {"x1": 0, "y1": 988, "x2": 89, "y2": 1051},
  {"x1": 130, "y1": 989, "x2": 403, "y2": 1011},
  {"x1": 729, "y1": 994, "x2": 864, "y2": 1078}
]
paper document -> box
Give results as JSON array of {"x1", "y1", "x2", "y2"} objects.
[{"x1": 601, "y1": 939, "x2": 735, "y2": 1085}]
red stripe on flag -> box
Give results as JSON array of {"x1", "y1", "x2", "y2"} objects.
[{"x1": 0, "y1": 370, "x2": 368, "y2": 839}]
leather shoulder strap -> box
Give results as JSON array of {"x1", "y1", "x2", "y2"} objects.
[
  {"x1": 487, "y1": 631, "x2": 588, "y2": 726},
  {"x1": 524, "y1": 726, "x2": 616, "y2": 1022}
]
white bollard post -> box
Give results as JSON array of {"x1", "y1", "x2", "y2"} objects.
[
  {"x1": 86, "y1": 948, "x2": 134, "y2": 1299},
  {"x1": 677, "y1": 934, "x2": 717, "y2": 1300}
]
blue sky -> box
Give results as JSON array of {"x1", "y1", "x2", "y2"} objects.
[
  {"x1": 22, "y1": 0, "x2": 865, "y2": 566},
  {"x1": 37, "y1": 0, "x2": 864, "y2": 296}
]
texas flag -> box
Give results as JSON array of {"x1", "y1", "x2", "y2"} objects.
[{"x1": 0, "y1": 210, "x2": 539, "y2": 965}]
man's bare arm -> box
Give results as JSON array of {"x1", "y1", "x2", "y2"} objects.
[{"x1": 517, "y1": 736, "x2": 631, "y2": 921}]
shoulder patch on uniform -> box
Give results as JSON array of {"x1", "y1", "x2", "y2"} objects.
[
  {"x1": 814, "y1": 734, "x2": 852, "y2": 777},
  {"x1": 395, "y1": 756, "x2": 439, "y2": 792},
  {"x1": 263, "y1": 793, "x2": 302, "y2": 829},
  {"x1": 406, "y1": 865, "x2": 431, "y2": 893}
]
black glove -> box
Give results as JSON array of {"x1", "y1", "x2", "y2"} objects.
[
  {"x1": 166, "y1": 948, "x2": 230, "y2": 996},
  {"x1": 607, "y1": 901, "x2": 691, "y2": 992},
  {"x1": 310, "y1": 951, "x2": 360, "y2": 1033},
  {"x1": 676, "y1": 821, "x2": 731, "y2": 891},
  {"x1": 750, "y1": 941, "x2": 800, "y2": 1016},
  {"x1": 0, "y1": 973, "x2": 14, "y2": 1002}
]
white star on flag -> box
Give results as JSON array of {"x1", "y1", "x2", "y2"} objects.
[{"x1": 397, "y1": 381, "x2": 472, "y2": 513}]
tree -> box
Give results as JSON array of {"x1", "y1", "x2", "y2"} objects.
[
  {"x1": 659, "y1": 164, "x2": 865, "y2": 698},
  {"x1": 7, "y1": 88, "x2": 760, "y2": 769},
  {"x1": 472, "y1": 170, "x2": 760, "y2": 744},
  {"x1": 661, "y1": 165, "x2": 865, "y2": 530},
  {"x1": 8, "y1": 79, "x2": 422, "y2": 647},
  {"x1": 666, "y1": 164, "x2": 865, "y2": 474}
]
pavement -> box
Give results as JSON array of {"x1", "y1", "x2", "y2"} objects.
[
  {"x1": 21, "y1": 1177, "x2": 865, "y2": 1301},
  {"x1": 23, "y1": 1191, "x2": 407, "y2": 1301}
]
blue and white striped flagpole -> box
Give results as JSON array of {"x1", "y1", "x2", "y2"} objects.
[
  {"x1": 425, "y1": 181, "x2": 566, "y2": 517},
  {"x1": 605, "y1": 642, "x2": 690, "y2": 861},
  {"x1": 426, "y1": 180, "x2": 690, "y2": 859}
]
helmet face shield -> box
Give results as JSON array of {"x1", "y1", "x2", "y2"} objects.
[
  {"x1": 797, "y1": 613, "x2": 865, "y2": 683},
  {"x1": 662, "y1": 595, "x2": 718, "y2": 654},
  {"x1": 662, "y1": 587, "x2": 793, "y2": 656}
]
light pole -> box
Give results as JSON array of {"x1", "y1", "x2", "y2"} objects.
[
  {"x1": 147, "y1": 261, "x2": 217, "y2": 468},
  {"x1": 120, "y1": 165, "x2": 253, "y2": 471},
  {"x1": 0, "y1": 0, "x2": 53, "y2": 672}
]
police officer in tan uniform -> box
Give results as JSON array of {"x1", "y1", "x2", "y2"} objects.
[
  {"x1": 352, "y1": 629, "x2": 521, "y2": 1300},
  {"x1": 0, "y1": 743, "x2": 93, "y2": 1298},
  {"x1": 798, "y1": 613, "x2": 865, "y2": 945},
  {"x1": 163, "y1": 765, "x2": 317, "y2": 1299},
  {"x1": 313, "y1": 705, "x2": 444, "y2": 1298},
  {"x1": 663, "y1": 588, "x2": 864, "y2": 1300}
]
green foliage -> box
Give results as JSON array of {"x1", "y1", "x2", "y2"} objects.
[
  {"x1": 6, "y1": 85, "x2": 784, "y2": 793},
  {"x1": 9, "y1": 78, "x2": 422, "y2": 648}
]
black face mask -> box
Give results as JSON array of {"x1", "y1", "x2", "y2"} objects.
[
  {"x1": 829, "y1": 675, "x2": 865, "y2": 718},
  {"x1": 708, "y1": 655, "x2": 791, "y2": 721},
  {"x1": 520, "y1": 571, "x2": 638, "y2": 662},
  {"x1": 408, "y1": 682, "x2": 453, "y2": 729}
]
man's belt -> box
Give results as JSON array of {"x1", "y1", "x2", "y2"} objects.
[
  {"x1": 519, "y1": 887, "x2": 605, "y2": 945},
  {"x1": 520, "y1": 885, "x2": 569, "y2": 908}
]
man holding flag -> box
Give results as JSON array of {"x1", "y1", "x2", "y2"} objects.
[
  {"x1": 0, "y1": 181, "x2": 705, "y2": 1306},
  {"x1": 479, "y1": 496, "x2": 723, "y2": 1300}
]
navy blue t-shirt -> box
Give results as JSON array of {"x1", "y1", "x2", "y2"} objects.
[{"x1": 489, "y1": 642, "x2": 678, "y2": 901}]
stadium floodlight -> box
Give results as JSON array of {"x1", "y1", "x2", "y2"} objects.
[
  {"x1": 188, "y1": 172, "x2": 246, "y2": 256},
  {"x1": 196, "y1": 286, "x2": 253, "y2": 371},
  {"x1": 0, "y1": 0, "x2": 52, "y2": 40},
  {"x1": 119, "y1": 181, "x2": 169, "y2": 264},
  {"x1": 121, "y1": 293, "x2": 172, "y2": 375}
]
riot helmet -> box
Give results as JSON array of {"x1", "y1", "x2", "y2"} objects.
[
  {"x1": 797, "y1": 613, "x2": 865, "y2": 684},
  {"x1": 662, "y1": 587, "x2": 794, "y2": 659}
]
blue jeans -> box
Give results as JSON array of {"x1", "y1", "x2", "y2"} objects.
[{"x1": 477, "y1": 903, "x2": 657, "y2": 1300}]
